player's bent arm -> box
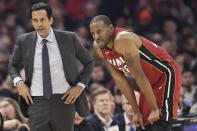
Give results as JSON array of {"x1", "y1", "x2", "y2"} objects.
[
  {"x1": 105, "y1": 62, "x2": 140, "y2": 113},
  {"x1": 93, "y1": 42, "x2": 140, "y2": 113},
  {"x1": 114, "y1": 33, "x2": 158, "y2": 110}
]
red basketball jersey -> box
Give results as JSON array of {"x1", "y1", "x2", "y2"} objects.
[
  {"x1": 102, "y1": 28, "x2": 182, "y2": 124},
  {"x1": 102, "y1": 28, "x2": 176, "y2": 86}
]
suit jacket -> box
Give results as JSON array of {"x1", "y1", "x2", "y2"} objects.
[
  {"x1": 86, "y1": 113, "x2": 120, "y2": 131},
  {"x1": 113, "y1": 113, "x2": 135, "y2": 131},
  {"x1": 8, "y1": 29, "x2": 94, "y2": 117},
  {"x1": 113, "y1": 113, "x2": 126, "y2": 131},
  {"x1": 74, "y1": 120, "x2": 92, "y2": 131}
]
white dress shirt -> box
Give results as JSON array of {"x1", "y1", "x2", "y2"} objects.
[
  {"x1": 124, "y1": 112, "x2": 135, "y2": 131},
  {"x1": 95, "y1": 112, "x2": 113, "y2": 130},
  {"x1": 95, "y1": 112, "x2": 119, "y2": 131},
  {"x1": 13, "y1": 28, "x2": 85, "y2": 96}
]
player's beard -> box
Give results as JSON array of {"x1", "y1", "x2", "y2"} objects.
[{"x1": 102, "y1": 36, "x2": 113, "y2": 49}]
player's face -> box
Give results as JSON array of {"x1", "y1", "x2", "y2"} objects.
[
  {"x1": 90, "y1": 21, "x2": 113, "y2": 48},
  {"x1": 31, "y1": 9, "x2": 53, "y2": 38}
]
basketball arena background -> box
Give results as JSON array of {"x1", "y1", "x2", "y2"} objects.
[{"x1": 0, "y1": 0, "x2": 197, "y2": 131}]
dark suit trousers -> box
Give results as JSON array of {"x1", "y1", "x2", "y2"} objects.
[{"x1": 28, "y1": 94, "x2": 76, "y2": 131}]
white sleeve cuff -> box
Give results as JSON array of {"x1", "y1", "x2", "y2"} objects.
[
  {"x1": 13, "y1": 77, "x2": 23, "y2": 86},
  {"x1": 77, "y1": 82, "x2": 86, "y2": 90}
]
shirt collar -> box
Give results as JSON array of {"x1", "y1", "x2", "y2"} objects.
[
  {"x1": 124, "y1": 112, "x2": 131, "y2": 125},
  {"x1": 37, "y1": 28, "x2": 54, "y2": 45},
  {"x1": 95, "y1": 112, "x2": 113, "y2": 127}
]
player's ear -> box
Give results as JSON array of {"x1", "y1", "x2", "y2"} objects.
[{"x1": 109, "y1": 24, "x2": 114, "y2": 32}]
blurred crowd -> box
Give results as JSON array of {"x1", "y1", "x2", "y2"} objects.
[{"x1": 0, "y1": 0, "x2": 197, "y2": 130}]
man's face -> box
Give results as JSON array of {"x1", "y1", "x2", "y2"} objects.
[
  {"x1": 122, "y1": 101, "x2": 134, "y2": 119},
  {"x1": 0, "y1": 101, "x2": 15, "y2": 120},
  {"x1": 31, "y1": 9, "x2": 53, "y2": 38},
  {"x1": 93, "y1": 93, "x2": 112, "y2": 116},
  {"x1": 92, "y1": 66, "x2": 104, "y2": 81},
  {"x1": 90, "y1": 21, "x2": 113, "y2": 48},
  {"x1": 182, "y1": 71, "x2": 194, "y2": 87}
]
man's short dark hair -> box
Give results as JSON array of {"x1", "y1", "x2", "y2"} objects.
[
  {"x1": 30, "y1": 2, "x2": 52, "y2": 19},
  {"x1": 90, "y1": 15, "x2": 112, "y2": 26}
]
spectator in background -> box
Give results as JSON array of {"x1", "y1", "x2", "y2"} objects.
[
  {"x1": 162, "y1": 19, "x2": 179, "y2": 48},
  {"x1": 0, "y1": 34, "x2": 12, "y2": 55},
  {"x1": 0, "y1": 97, "x2": 28, "y2": 131},
  {"x1": 90, "y1": 63, "x2": 110, "y2": 86},
  {"x1": 179, "y1": 23, "x2": 195, "y2": 46},
  {"x1": 86, "y1": 93, "x2": 94, "y2": 114},
  {"x1": 0, "y1": 112, "x2": 4, "y2": 131},
  {"x1": 178, "y1": 88, "x2": 190, "y2": 115},
  {"x1": 160, "y1": 39, "x2": 174, "y2": 56},
  {"x1": 75, "y1": 26, "x2": 92, "y2": 50},
  {"x1": 170, "y1": 0, "x2": 194, "y2": 24},
  {"x1": 174, "y1": 53, "x2": 190, "y2": 72},
  {"x1": 184, "y1": 37, "x2": 197, "y2": 62},
  {"x1": 191, "y1": 63, "x2": 197, "y2": 85},
  {"x1": 182, "y1": 69, "x2": 197, "y2": 104},
  {"x1": 114, "y1": 16, "x2": 127, "y2": 28},
  {"x1": 113, "y1": 88, "x2": 124, "y2": 115},
  {"x1": 134, "y1": 9, "x2": 154, "y2": 36},
  {"x1": 88, "y1": 83, "x2": 104, "y2": 95},
  {"x1": 153, "y1": 1, "x2": 178, "y2": 29},
  {"x1": 113, "y1": 95, "x2": 136, "y2": 131},
  {"x1": 77, "y1": 2, "x2": 98, "y2": 29},
  {"x1": 74, "y1": 112, "x2": 92, "y2": 131},
  {"x1": 3, "y1": 12, "x2": 25, "y2": 43},
  {"x1": 49, "y1": 0, "x2": 66, "y2": 31},
  {"x1": 0, "y1": 0, "x2": 6, "y2": 27},
  {"x1": 190, "y1": 89, "x2": 197, "y2": 114},
  {"x1": 148, "y1": 32, "x2": 163, "y2": 45},
  {"x1": 87, "y1": 88, "x2": 120, "y2": 131},
  {"x1": 65, "y1": 0, "x2": 87, "y2": 23},
  {"x1": 0, "y1": 52, "x2": 9, "y2": 86}
]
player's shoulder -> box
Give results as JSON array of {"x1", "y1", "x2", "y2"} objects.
[
  {"x1": 114, "y1": 31, "x2": 136, "y2": 48},
  {"x1": 115, "y1": 31, "x2": 138, "y2": 41},
  {"x1": 114, "y1": 31, "x2": 142, "y2": 53},
  {"x1": 114, "y1": 31, "x2": 139, "y2": 47}
]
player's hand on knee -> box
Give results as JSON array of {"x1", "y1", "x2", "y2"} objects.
[
  {"x1": 132, "y1": 112, "x2": 145, "y2": 129},
  {"x1": 148, "y1": 108, "x2": 160, "y2": 124}
]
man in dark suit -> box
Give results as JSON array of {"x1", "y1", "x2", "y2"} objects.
[
  {"x1": 113, "y1": 95, "x2": 136, "y2": 131},
  {"x1": 8, "y1": 2, "x2": 94, "y2": 131},
  {"x1": 86, "y1": 88, "x2": 120, "y2": 131},
  {"x1": 74, "y1": 112, "x2": 92, "y2": 131}
]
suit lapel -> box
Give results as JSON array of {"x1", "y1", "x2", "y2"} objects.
[
  {"x1": 27, "y1": 32, "x2": 37, "y2": 82},
  {"x1": 53, "y1": 30, "x2": 72, "y2": 85}
]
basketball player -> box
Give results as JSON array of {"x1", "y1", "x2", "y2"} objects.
[{"x1": 89, "y1": 15, "x2": 182, "y2": 131}]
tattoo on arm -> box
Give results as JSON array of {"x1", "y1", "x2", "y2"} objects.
[{"x1": 125, "y1": 52, "x2": 134, "y2": 67}]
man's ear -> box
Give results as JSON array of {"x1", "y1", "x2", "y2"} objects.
[
  {"x1": 50, "y1": 17, "x2": 53, "y2": 25},
  {"x1": 109, "y1": 24, "x2": 114, "y2": 32}
]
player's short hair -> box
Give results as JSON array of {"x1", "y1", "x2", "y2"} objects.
[{"x1": 90, "y1": 15, "x2": 112, "y2": 26}]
